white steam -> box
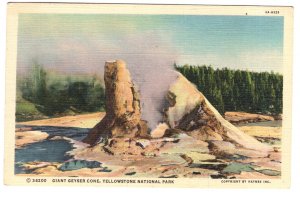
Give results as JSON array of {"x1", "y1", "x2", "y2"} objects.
[
  {"x1": 128, "y1": 56, "x2": 179, "y2": 130},
  {"x1": 17, "y1": 30, "x2": 179, "y2": 130},
  {"x1": 117, "y1": 33, "x2": 179, "y2": 130}
]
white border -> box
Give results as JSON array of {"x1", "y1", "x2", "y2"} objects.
[{"x1": 1, "y1": 0, "x2": 299, "y2": 196}]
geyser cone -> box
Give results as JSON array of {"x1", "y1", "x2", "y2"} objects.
[
  {"x1": 166, "y1": 74, "x2": 272, "y2": 152},
  {"x1": 82, "y1": 60, "x2": 148, "y2": 145},
  {"x1": 83, "y1": 60, "x2": 271, "y2": 152}
]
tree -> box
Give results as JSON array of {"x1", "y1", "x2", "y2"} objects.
[
  {"x1": 175, "y1": 64, "x2": 283, "y2": 115},
  {"x1": 19, "y1": 63, "x2": 106, "y2": 117}
]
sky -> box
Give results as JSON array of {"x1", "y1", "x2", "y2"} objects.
[{"x1": 17, "y1": 14, "x2": 284, "y2": 75}]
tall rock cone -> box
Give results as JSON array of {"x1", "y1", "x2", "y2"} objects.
[{"x1": 82, "y1": 60, "x2": 148, "y2": 145}]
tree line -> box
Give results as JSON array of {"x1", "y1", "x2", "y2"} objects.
[
  {"x1": 175, "y1": 64, "x2": 283, "y2": 115},
  {"x1": 18, "y1": 62, "x2": 283, "y2": 119},
  {"x1": 19, "y1": 63, "x2": 105, "y2": 116}
]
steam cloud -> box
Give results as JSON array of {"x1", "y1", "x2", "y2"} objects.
[
  {"x1": 117, "y1": 33, "x2": 179, "y2": 130},
  {"x1": 17, "y1": 31, "x2": 179, "y2": 130},
  {"x1": 127, "y1": 56, "x2": 179, "y2": 130}
]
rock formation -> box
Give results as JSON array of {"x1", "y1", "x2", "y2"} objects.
[
  {"x1": 165, "y1": 74, "x2": 272, "y2": 151},
  {"x1": 83, "y1": 60, "x2": 272, "y2": 152},
  {"x1": 82, "y1": 60, "x2": 148, "y2": 145}
]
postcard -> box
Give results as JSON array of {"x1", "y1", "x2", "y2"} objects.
[{"x1": 4, "y1": 3, "x2": 293, "y2": 188}]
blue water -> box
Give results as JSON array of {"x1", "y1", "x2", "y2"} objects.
[
  {"x1": 15, "y1": 140, "x2": 73, "y2": 174},
  {"x1": 15, "y1": 125, "x2": 90, "y2": 174},
  {"x1": 15, "y1": 125, "x2": 90, "y2": 140}
]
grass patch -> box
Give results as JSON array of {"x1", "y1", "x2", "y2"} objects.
[{"x1": 16, "y1": 99, "x2": 47, "y2": 122}]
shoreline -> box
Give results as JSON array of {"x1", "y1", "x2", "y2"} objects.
[
  {"x1": 14, "y1": 111, "x2": 282, "y2": 178},
  {"x1": 17, "y1": 112, "x2": 105, "y2": 129},
  {"x1": 16, "y1": 111, "x2": 281, "y2": 127}
]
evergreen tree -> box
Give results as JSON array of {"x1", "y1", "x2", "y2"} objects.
[{"x1": 175, "y1": 64, "x2": 283, "y2": 115}]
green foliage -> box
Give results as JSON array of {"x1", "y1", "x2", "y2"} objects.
[
  {"x1": 18, "y1": 63, "x2": 105, "y2": 117},
  {"x1": 15, "y1": 87, "x2": 46, "y2": 121},
  {"x1": 175, "y1": 64, "x2": 283, "y2": 115}
]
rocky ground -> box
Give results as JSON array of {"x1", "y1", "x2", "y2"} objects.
[
  {"x1": 15, "y1": 128, "x2": 49, "y2": 149},
  {"x1": 15, "y1": 112, "x2": 281, "y2": 179},
  {"x1": 225, "y1": 111, "x2": 281, "y2": 124},
  {"x1": 18, "y1": 112, "x2": 105, "y2": 129}
]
